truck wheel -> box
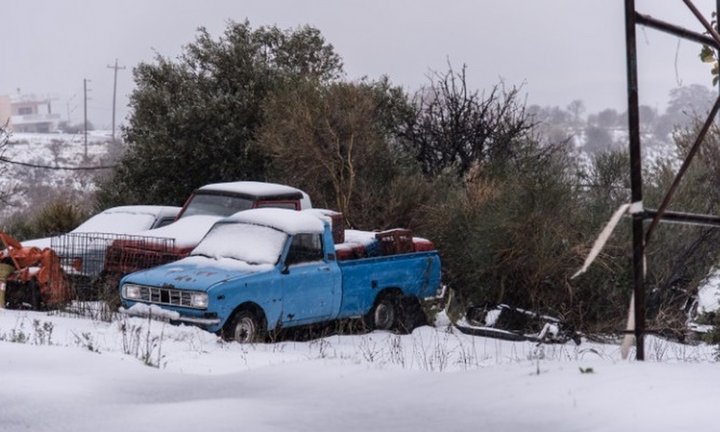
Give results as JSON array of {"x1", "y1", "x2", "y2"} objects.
[
  {"x1": 365, "y1": 295, "x2": 397, "y2": 331},
  {"x1": 224, "y1": 309, "x2": 266, "y2": 343},
  {"x1": 396, "y1": 297, "x2": 427, "y2": 334}
]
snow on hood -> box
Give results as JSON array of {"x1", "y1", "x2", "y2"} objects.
[
  {"x1": 179, "y1": 255, "x2": 274, "y2": 273},
  {"x1": 74, "y1": 212, "x2": 157, "y2": 234},
  {"x1": 125, "y1": 255, "x2": 270, "y2": 291},
  {"x1": 74, "y1": 205, "x2": 180, "y2": 233},
  {"x1": 136, "y1": 215, "x2": 222, "y2": 248}
]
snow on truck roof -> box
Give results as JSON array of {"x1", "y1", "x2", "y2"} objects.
[
  {"x1": 225, "y1": 208, "x2": 325, "y2": 234},
  {"x1": 199, "y1": 181, "x2": 304, "y2": 197},
  {"x1": 197, "y1": 181, "x2": 312, "y2": 209}
]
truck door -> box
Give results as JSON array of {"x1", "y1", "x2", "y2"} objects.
[{"x1": 280, "y1": 233, "x2": 340, "y2": 325}]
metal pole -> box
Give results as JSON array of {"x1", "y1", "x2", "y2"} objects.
[
  {"x1": 636, "y1": 13, "x2": 718, "y2": 46},
  {"x1": 625, "y1": 0, "x2": 645, "y2": 360}
]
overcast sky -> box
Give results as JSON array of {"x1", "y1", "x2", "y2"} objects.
[{"x1": 2, "y1": 0, "x2": 718, "y2": 129}]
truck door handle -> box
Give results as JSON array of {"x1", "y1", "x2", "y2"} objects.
[{"x1": 318, "y1": 266, "x2": 330, "y2": 271}]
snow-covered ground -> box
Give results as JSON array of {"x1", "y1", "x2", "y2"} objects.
[
  {"x1": 0, "y1": 131, "x2": 711, "y2": 431},
  {"x1": 0, "y1": 306, "x2": 718, "y2": 432}
]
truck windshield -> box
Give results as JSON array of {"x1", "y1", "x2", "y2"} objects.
[
  {"x1": 181, "y1": 193, "x2": 254, "y2": 218},
  {"x1": 191, "y1": 222, "x2": 287, "y2": 265}
]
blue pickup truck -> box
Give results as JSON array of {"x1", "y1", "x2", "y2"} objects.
[{"x1": 119, "y1": 208, "x2": 442, "y2": 342}]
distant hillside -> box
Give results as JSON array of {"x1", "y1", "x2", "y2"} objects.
[
  {"x1": 0, "y1": 124, "x2": 679, "y2": 225},
  {"x1": 0, "y1": 131, "x2": 121, "y2": 222}
]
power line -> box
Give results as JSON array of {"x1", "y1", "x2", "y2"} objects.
[{"x1": 0, "y1": 157, "x2": 115, "y2": 171}]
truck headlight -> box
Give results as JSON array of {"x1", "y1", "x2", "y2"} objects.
[
  {"x1": 122, "y1": 284, "x2": 142, "y2": 300},
  {"x1": 191, "y1": 292, "x2": 208, "y2": 309}
]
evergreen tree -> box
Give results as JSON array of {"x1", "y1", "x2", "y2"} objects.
[{"x1": 97, "y1": 20, "x2": 343, "y2": 207}]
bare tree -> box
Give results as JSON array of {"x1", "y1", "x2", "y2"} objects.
[{"x1": 396, "y1": 64, "x2": 536, "y2": 179}]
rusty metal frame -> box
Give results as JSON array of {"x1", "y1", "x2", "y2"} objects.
[{"x1": 625, "y1": 0, "x2": 720, "y2": 360}]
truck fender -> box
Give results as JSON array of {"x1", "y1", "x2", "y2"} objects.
[{"x1": 222, "y1": 302, "x2": 268, "y2": 338}]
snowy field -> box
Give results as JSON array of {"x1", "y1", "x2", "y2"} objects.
[
  {"x1": 1, "y1": 306, "x2": 718, "y2": 432},
  {"x1": 4, "y1": 131, "x2": 114, "y2": 169}
]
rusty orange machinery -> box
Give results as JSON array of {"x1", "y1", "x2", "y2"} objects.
[{"x1": 0, "y1": 232, "x2": 71, "y2": 308}]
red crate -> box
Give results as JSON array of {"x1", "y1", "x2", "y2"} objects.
[{"x1": 375, "y1": 229, "x2": 415, "y2": 256}]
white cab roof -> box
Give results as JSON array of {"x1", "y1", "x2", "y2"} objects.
[
  {"x1": 199, "y1": 181, "x2": 302, "y2": 196},
  {"x1": 197, "y1": 181, "x2": 312, "y2": 209}
]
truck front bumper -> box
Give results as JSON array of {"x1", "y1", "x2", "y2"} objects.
[{"x1": 121, "y1": 303, "x2": 221, "y2": 327}]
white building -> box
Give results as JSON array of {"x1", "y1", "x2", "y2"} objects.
[{"x1": 0, "y1": 91, "x2": 61, "y2": 133}]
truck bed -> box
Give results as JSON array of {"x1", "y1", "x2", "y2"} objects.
[{"x1": 336, "y1": 250, "x2": 441, "y2": 319}]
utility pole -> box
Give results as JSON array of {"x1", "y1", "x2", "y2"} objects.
[
  {"x1": 83, "y1": 79, "x2": 91, "y2": 159},
  {"x1": 107, "y1": 59, "x2": 126, "y2": 144}
]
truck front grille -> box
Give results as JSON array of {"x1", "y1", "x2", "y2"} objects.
[{"x1": 135, "y1": 286, "x2": 198, "y2": 308}]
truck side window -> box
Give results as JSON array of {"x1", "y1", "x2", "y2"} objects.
[{"x1": 286, "y1": 234, "x2": 324, "y2": 265}]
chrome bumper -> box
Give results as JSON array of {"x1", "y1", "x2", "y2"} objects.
[
  {"x1": 121, "y1": 306, "x2": 221, "y2": 326},
  {"x1": 172, "y1": 315, "x2": 221, "y2": 326}
]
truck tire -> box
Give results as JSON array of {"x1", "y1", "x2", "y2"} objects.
[
  {"x1": 224, "y1": 309, "x2": 267, "y2": 344},
  {"x1": 396, "y1": 297, "x2": 427, "y2": 334},
  {"x1": 365, "y1": 295, "x2": 397, "y2": 332}
]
